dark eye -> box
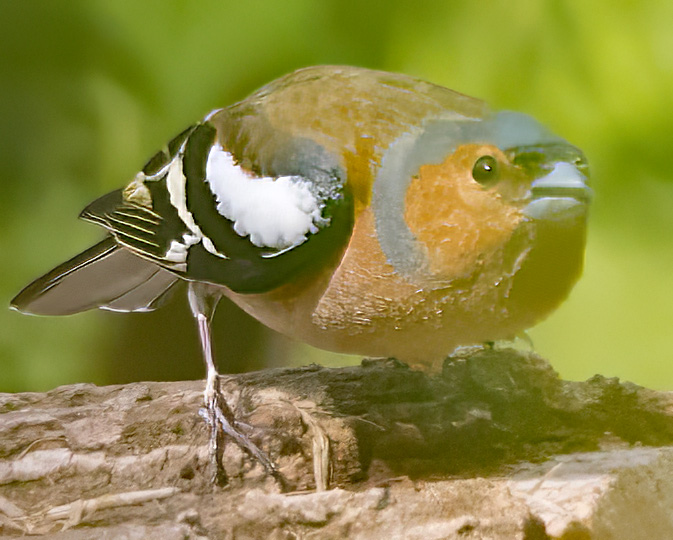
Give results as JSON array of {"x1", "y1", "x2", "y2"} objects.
[{"x1": 472, "y1": 155, "x2": 499, "y2": 185}]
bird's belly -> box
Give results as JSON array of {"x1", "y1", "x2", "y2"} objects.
[{"x1": 225, "y1": 208, "x2": 587, "y2": 370}]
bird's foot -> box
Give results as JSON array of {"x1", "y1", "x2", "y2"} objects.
[
  {"x1": 198, "y1": 402, "x2": 226, "y2": 486},
  {"x1": 200, "y1": 375, "x2": 286, "y2": 489}
]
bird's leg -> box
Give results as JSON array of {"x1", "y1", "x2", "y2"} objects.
[
  {"x1": 187, "y1": 282, "x2": 280, "y2": 485},
  {"x1": 188, "y1": 282, "x2": 226, "y2": 484}
]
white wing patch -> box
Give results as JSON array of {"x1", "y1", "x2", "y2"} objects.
[
  {"x1": 205, "y1": 144, "x2": 325, "y2": 250},
  {"x1": 165, "y1": 233, "x2": 201, "y2": 264},
  {"x1": 165, "y1": 155, "x2": 228, "y2": 260},
  {"x1": 166, "y1": 158, "x2": 201, "y2": 236}
]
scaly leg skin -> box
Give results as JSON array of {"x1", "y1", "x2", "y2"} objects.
[{"x1": 188, "y1": 282, "x2": 283, "y2": 487}]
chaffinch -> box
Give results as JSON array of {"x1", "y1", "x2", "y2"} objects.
[{"x1": 12, "y1": 65, "x2": 590, "y2": 479}]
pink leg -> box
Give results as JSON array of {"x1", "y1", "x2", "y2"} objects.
[{"x1": 187, "y1": 282, "x2": 279, "y2": 484}]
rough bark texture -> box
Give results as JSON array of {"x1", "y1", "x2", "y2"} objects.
[{"x1": 2, "y1": 347, "x2": 673, "y2": 539}]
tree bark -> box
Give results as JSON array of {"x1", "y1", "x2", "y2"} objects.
[{"x1": 2, "y1": 347, "x2": 673, "y2": 538}]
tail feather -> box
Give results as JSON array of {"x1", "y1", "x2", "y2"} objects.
[{"x1": 11, "y1": 237, "x2": 179, "y2": 316}]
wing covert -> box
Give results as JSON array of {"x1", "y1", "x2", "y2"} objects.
[{"x1": 81, "y1": 118, "x2": 355, "y2": 294}]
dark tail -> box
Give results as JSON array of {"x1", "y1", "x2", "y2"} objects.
[{"x1": 11, "y1": 237, "x2": 179, "y2": 316}]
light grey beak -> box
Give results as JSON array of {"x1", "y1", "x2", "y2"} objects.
[{"x1": 524, "y1": 162, "x2": 592, "y2": 221}]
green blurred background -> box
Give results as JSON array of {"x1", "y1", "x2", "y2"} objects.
[{"x1": 2, "y1": 0, "x2": 673, "y2": 392}]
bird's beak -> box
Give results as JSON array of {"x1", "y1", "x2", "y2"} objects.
[{"x1": 508, "y1": 143, "x2": 592, "y2": 221}]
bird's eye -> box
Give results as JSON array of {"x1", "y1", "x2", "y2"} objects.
[{"x1": 472, "y1": 155, "x2": 499, "y2": 185}]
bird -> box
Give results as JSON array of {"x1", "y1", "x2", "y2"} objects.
[{"x1": 11, "y1": 65, "x2": 591, "y2": 482}]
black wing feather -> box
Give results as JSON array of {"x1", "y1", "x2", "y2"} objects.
[
  {"x1": 74, "y1": 122, "x2": 355, "y2": 295},
  {"x1": 80, "y1": 190, "x2": 188, "y2": 268}
]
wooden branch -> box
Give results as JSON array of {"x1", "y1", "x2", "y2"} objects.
[{"x1": 2, "y1": 347, "x2": 673, "y2": 538}]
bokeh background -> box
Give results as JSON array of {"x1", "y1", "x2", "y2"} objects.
[{"x1": 2, "y1": 0, "x2": 673, "y2": 392}]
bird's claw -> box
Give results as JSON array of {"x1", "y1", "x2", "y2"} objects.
[{"x1": 200, "y1": 389, "x2": 285, "y2": 489}]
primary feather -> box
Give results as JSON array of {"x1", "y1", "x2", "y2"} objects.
[{"x1": 11, "y1": 237, "x2": 178, "y2": 315}]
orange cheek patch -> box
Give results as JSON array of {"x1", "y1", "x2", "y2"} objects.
[{"x1": 403, "y1": 144, "x2": 523, "y2": 279}]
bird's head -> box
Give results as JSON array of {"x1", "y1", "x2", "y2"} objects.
[{"x1": 372, "y1": 111, "x2": 590, "y2": 289}]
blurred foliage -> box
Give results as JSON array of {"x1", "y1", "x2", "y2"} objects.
[{"x1": 2, "y1": 0, "x2": 673, "y2": 392}]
